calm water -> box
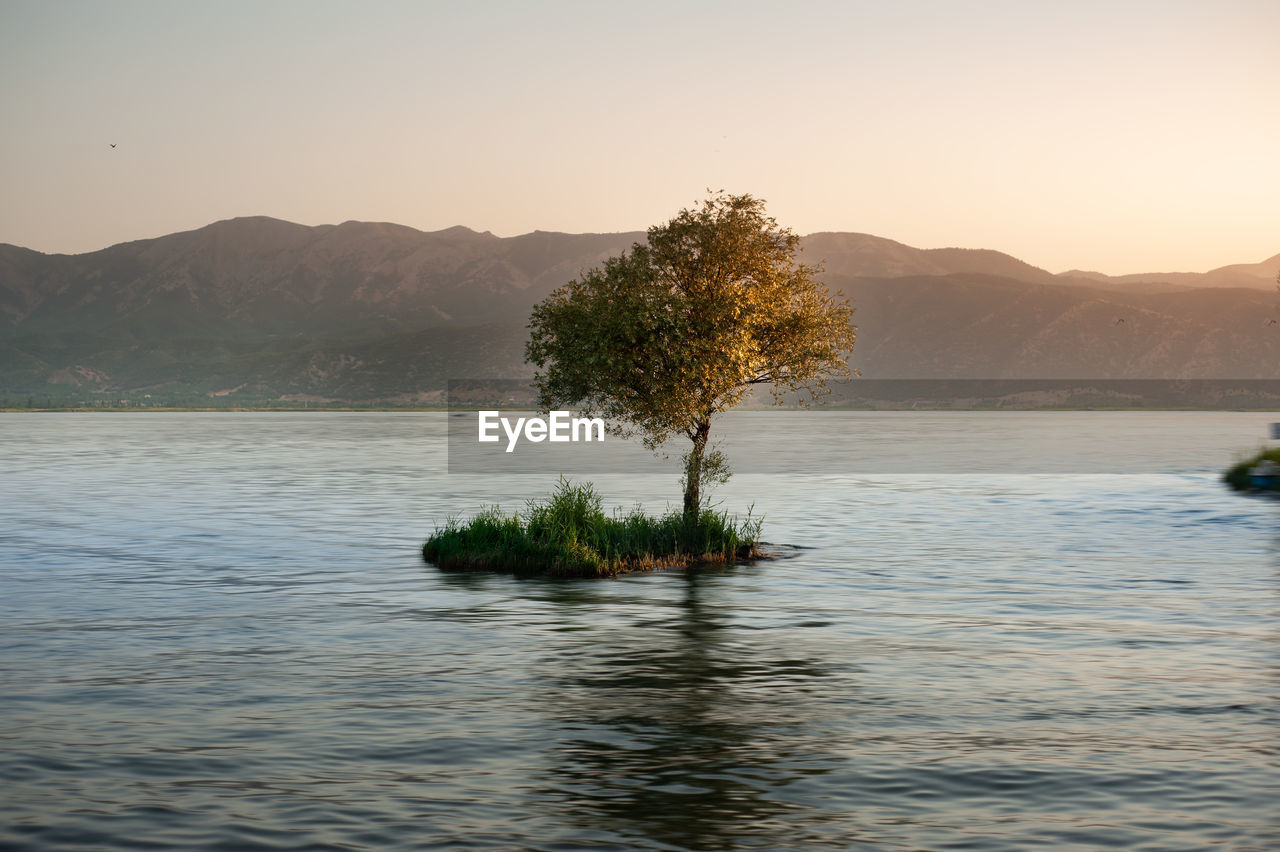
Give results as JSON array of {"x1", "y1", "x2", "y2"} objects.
[{"x1": 1, "y1": 412, "x2": 1278, "y2": 851}]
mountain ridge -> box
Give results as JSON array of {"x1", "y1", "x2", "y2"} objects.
[
  {"x1": 1, "y1": 217, "x2": 1277, "y2": 405},
  {"x1": 11, "y1": 217, "x2": 1278, "y2": 283}
]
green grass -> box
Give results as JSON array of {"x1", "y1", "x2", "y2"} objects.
[
  {"x1": 421, "y1": 478, "x2": 763, "y2": 578},
  {"x1": 1223, "y1": 446, "x2": 1280, "y2": 492}
]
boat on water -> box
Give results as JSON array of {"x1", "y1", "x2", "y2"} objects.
[{"x1": 1249, "y1": 458, "x2": 1280, "y2": 489}]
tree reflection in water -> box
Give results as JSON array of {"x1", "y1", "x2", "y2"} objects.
[{"x1": 526, "y1": 570, "x2": 853, "y2": 850}]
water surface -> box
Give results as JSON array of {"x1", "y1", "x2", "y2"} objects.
[{"x1": 1, "y1": 413, "x2": 1277, "y2": 850}]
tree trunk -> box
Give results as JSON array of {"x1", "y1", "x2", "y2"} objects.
[{"x1": 682, "y1": 420, "x2": 710, "y2": 524}]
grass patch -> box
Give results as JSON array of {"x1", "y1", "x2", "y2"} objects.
[
  {"x1": 1223, "y1": 446, "x2": 1280, "y2": 492},
  {"x1": 421, "y1": 478, "x2": 763, "y2": 578}
]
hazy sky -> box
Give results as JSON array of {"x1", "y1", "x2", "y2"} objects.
[{"x1": 1, "y1": 0, "x2": 1276, "y2": 274}]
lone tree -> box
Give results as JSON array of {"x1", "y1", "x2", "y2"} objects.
[{"x1": 526, "y1": 192, "x2": 856, "y2": 522}]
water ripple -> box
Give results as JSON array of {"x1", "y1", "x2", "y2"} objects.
[{"x1": 1, "y1": 413, "x2": 1278, "y2": 850}]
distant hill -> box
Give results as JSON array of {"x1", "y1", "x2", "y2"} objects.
[
  {"x1": 1058, "y1": 252, "x2": 1280, "y2": 292},
  {"x1": 801, "y1": 232, "x2": 1062, "y2": 285},
  {"x1": 1, "y1": 217, "x2": 1277, "y2": 406},
  {"x1": 833, "y1": 274, "x2": 1280, "y2": 379},
  {"x1": 0, "y1": 217, "x2": 643, "y2": 336}
]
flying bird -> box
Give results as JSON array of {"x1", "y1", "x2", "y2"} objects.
[
  {"x1": 1114, "y1": 318, "x2": 1126, "y2": 325},
  {"x1": 1266, "y1": 319, "x2": 1276, "y2": 326},
  {"x1": 109, "y1": 143, "x2": 116, "y2": 148}
]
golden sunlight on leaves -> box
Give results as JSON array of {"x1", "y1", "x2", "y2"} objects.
[{"x1": 526, "y1": 192, "x2": 856, "y2": 518}]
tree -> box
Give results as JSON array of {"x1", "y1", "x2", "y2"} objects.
[{"x1": 526, "y1": 192, "x2": 856, "y2": 522}]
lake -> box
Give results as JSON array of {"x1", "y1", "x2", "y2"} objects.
[{"x1": 1, "y1": 412, "x2": 1277, "y2": 850}]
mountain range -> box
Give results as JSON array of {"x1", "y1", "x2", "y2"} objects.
[{"x1": 1, "y1": 216, "x2": 1277, "y2": 406}]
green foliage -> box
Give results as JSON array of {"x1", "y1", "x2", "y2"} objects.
[
  {"x1": 526, "y1": 192, "x2": 855, "y2": 518},
  {"x1": 421, "y1": 478, "x2": 762, "y2": 578},
  {"x1": 1223, "y1": 446, "x2": 1280, "y2": 492}
]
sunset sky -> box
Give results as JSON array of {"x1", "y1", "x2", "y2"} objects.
[{"x1": 1, "y1": 0, "x2": 1276, "y2": 275}]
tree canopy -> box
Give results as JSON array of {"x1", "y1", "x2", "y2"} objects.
[{"x1": 526, "y1": 192, "x2": 856, "y2": 520}]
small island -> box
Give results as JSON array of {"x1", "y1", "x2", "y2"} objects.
[{"x1": 421, "y1": 479, "x2": 761, "y2": 578}]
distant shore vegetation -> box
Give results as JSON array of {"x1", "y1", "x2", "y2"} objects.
[
  {"x1": 10, "y1": 377, "x2": 1280, "y2": 413},
  {"x1": 421, "y1": 479, "x2": 762, "y2": 579},
  {"x1": 0, "y1": 394, "x2": 448, "y2": 412}
]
